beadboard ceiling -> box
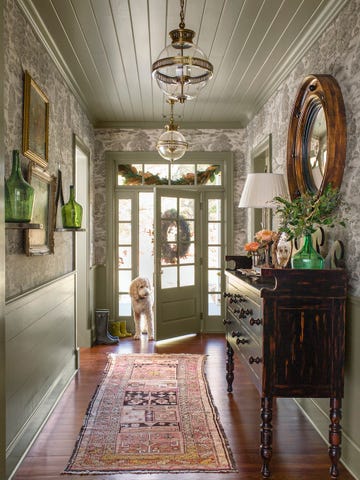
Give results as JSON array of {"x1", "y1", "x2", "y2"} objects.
[{"x1": 18, "y1": 0, "x2": 347, "y2": 128}]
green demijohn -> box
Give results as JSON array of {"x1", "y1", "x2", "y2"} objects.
[
  {"x1": 291, "y1": 234, "x2": 324, "y2": 269},
  {"x1": 5, "y1": 150, "x2": 35, "y2": 222},
  {"x1": 61, "y1": 185, "x2": 83, "y2": 228}
]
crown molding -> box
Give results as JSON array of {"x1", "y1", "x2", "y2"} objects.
[
  {"x1": 252, "y1": 0, "x2": 350, "y2": 120},
  {"x1": 94, "y1": 121, "x2": 244, "y2": 130},
  {"x1": 17, "y1": 0, "x2": 94, "y2": 123}
]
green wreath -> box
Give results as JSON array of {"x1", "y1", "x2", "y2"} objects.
[{"x1": 161, "y1": 209, "x2": 191, "y2": 263}]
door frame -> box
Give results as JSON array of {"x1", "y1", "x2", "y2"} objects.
[
  {"x1": 74, "y1": 135, "x2": 91, "y2": 347},
  {"x1": 105, "y1": 151, "x2": 234, "y2": 331}
]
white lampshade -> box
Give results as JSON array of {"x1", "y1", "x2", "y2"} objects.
[{"x1": 238, "y1": 173, "x2": 288, "y2": 208}]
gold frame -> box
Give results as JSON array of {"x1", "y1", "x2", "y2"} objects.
[
  {"x1": 22, "y1": 70, "x2": 49, "y2": 169},
  {"x1": 25, "y1": 164, "x2": 56, "y2": 256}
]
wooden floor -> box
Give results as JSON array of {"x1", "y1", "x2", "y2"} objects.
[{"x1": 13, "y1": 334, "x2": 355, "y2": 480}]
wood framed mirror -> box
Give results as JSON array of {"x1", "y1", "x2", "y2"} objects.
[{"x1": 286, "y1": 74, "x2": 346, "y2": 199}]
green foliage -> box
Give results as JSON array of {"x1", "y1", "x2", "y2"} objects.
[{"x1": 273, "y1": 184, "x2": 346, "y2": 240}]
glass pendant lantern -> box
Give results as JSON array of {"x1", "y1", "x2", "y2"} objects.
[
  {"x1": 152, "y1": 0, "x2": 213, "y2": 103},
  {"x1": 157, "y1": 100, "x2": 188, "y2": 162}
]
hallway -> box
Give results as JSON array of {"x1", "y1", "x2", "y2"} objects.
[{"x1": 13, "y1": 334, "x2": 355, "y2": 480}]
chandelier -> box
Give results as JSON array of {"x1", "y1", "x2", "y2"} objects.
[
  {"x1": 152, "y1": 0, "x2": 213, "y2": 103},
  {"x1": 157, "y1": 100, "x2": 188, "y2": 162}
]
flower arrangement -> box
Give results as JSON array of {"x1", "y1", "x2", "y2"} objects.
[
  {"x1": 244, "y1": 229, "x2": 276, "y2": 253},
  {"x1": 272, "y1": 184, "x2": 345, "y2": 241},
  {"x1": 244, "y1": 229, "x2": 277, "y2": 267}
]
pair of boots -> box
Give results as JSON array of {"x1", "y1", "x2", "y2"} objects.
[
  {"x1": 95, "y1": 310, "x2": 119, "y2": 345},
  {"x1": 109, "y1": 320, "x2": 133, "y2": 338}
]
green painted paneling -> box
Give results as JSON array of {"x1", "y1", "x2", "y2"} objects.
[
  {"x1": 5, "y1": 273, "x2": 77, "y2": 479},
  {"x1": 296, "y1": 295, "x2": 360, "y2": 480}
]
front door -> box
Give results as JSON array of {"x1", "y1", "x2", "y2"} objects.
[{"x1": 154, "y1": 188, "x2": 201, "y2": 340}]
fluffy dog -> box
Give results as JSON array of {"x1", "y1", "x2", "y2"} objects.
[{"x1": 129, "y1": 276, "x2": 154, "y2": 341}]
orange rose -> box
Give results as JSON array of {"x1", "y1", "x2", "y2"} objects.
[{"x1": 244, "y1": 241, "x2": 261, "y2": 252}]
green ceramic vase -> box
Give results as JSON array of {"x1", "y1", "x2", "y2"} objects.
[
  {"x1": 5, "y1": 150, "x2": 34, "y2": 223},
  {"x1": 291, "y1": 234, "x2": 324, "y2": 269},
  {"x1": 61, "y1": 185, "x2": 83, "y2": 228}
]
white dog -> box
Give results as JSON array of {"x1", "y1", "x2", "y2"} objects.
[{"x1": 129, "y1": 276, "x2": 154, "y2": 341}]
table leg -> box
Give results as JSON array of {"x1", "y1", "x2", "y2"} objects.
[
  {"x1": 260, "y1": 396, "x2": 273, "y2": 478},
  {"x1": 329, "y1": 397, "x2": 342, "y2": 478},
  {"x1": 226, "y1": 341, "x2": 234, "y2": 393}
]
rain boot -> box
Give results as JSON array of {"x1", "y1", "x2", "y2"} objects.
[
  {"x1": 110, "y1": 321, "x2": 126, "y2": 338},
  {"x1": 120, "y1": 320, "x2": 133, "y2": 337},
  {"x1": 95, "y1": 310, "x2": 119, "y2": 344}
]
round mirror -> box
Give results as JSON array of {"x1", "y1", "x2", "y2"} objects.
[{"x1": 287, "y1": 75, "x2": 346, "y2": 199}]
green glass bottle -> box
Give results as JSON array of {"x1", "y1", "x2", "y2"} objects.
[
  {"x1": 291, "y1": 234, "x2": 324, "y2": 269},
  {"x1": 5, "y1": 150, "x2": 34, "y2": 222},
  {"x1": 61, "y1": 185, "x2": 83, "y2": 228}
]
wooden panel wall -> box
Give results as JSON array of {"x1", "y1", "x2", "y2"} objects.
[{"x1": 5, "y1": 273, "x2": 77, "y2": 477}]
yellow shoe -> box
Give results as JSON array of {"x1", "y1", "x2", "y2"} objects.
[
  {"x1": 110, "y1": 321, "x2": 126, "y2": 338},
  {"x1": 120, "y1": 320, "x2": 133, "y2": 337}
]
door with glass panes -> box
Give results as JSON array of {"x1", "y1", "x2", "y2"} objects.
[
  {"x1": 154, "y1": 188, "x2": 200, "y2": 340},
  {"x1": 116, "y1": 188, "x2": 225, "y2": 340}
]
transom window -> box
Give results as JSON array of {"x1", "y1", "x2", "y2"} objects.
[{"x1": 117, "y1": 163, "x2": 222, "y2": 186}]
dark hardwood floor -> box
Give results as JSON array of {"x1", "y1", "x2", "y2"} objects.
[{"x1": 13, "y1": 334, "x2": 355, "y2": 480}]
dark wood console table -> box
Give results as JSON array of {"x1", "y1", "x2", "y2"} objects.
[{"x1": 224, "y1": 267, "x2": 347, "y2": 478}]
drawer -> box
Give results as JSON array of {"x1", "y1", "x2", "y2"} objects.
[{"x1": 227, "y1": 331, "x2": 263, "y2": 388}]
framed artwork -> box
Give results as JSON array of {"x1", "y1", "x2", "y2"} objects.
[
  {"x1": 22, "y1": 70, "x2": 49, "y2": 169},
  {"x1": 25, "y1": 164, "x2": 56, "y2": 256}
]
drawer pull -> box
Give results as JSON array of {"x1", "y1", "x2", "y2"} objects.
[
  {"x1": 236, "y1": 337, "x2": 249, "y2": 345},
  {"x1": 238, "y1": 308, "x2": 252, "y2": 318},
  {"x1": 249, "y1": 317, "x2": 262, "y2": 326},
  {"x1": 223, "y1": 319, "x2": 232, "y2": 325},
  {"x1": 231, "y1": 331, "x2": 242, "y2": 337},
  {"x1": 249, "y1": 356, "x2": 262, "y2": 364}
]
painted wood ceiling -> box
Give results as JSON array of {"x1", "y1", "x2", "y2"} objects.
[{"x1": 19, "y1": 0, "x2": 347, "y2": 128}]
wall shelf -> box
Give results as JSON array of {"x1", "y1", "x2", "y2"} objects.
[
  {"x1": 55, "y1": 228, "x2": 85, "y2": 232},
  {"x1": 6, "y1": 223, "x2": 43, "y2": 229}
]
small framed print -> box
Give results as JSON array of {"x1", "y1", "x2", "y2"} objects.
[
  {"x1": 25, "y1": 164, "x2": 56, "y2": 256},
  {"x1": 22, "y1": 70, "x2": 49, "y2": 169}
]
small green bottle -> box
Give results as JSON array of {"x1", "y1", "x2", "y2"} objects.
[
  {"x1": 61, "y1": 185, "x2": 83, "y2": 228},
  {"x1": 5, "y1": 150, "x2": 34, "y2": 222}
]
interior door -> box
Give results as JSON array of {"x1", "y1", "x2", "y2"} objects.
[{"x1": 154, "y1": 188, "x2": 201, "y2": 341}]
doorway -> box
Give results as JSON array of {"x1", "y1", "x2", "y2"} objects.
[
  {"x1": 74, "y1": 135, "x2": 91, "y2": 347},
  {"x1": 106, "y1": 153, "x2": 233, "y2": 340}
]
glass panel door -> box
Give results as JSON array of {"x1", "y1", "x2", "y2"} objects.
[{"x1": 154, "y1": 188, "x2": 201, "y2": 341}]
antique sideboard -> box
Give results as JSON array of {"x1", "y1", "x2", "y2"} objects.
[{"x1": 223, "y1": 266, "x2": 347, "y2": 478}]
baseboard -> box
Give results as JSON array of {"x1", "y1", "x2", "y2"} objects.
[
  {"x1": 6, "y1": 354, "x2": 77, "y2": 479},
  {"x1": 295, "y1": 398, "x2": 360, "y2": 480}
]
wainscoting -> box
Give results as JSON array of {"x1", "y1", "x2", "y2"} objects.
[{"x1": 5, "y1": 273, "x2": 77, "y2": 479}]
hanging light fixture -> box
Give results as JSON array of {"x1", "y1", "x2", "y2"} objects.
[
  {"x1": 152, "y1": 0, "x2": 213, "y2": 103},
  {"x1": 157, "y1": 99, "x2": 188, "y2": 162}
]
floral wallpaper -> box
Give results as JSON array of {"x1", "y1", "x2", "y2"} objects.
[
  {"x1": 94, "y1": 0, "x2": 360, "y2": 296},
  {"x1": 4, "y1": 0, "x2": 94, "y2": 300},
  {"x1": 245, "y1": 0, "x2": 360, "y2": 295},
  {"x1": 93, "y1": 128, "x2": 247, "y2": 263}
]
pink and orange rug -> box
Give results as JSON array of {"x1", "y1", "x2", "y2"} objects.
[{"x1": 64, "y1": 353, "x2": 236, "y2": 474}]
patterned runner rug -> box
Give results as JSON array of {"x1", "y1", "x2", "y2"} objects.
[{"x1": 64, "y1": 353, "x2": 236, "y2": 475}]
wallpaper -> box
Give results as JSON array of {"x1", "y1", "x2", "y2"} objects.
[
  {"x1": 245, "y1": 0, "x2": 360, "y2": 295},
  {"x1": 94, "y1": 0, "x2": 360, "y2": 296},
  {"x1": 94, "y1": 128, "x2": 247, "y2": 265},
  {"x1": 4, "y1": 0, "x2": 95, "y2": 300}
]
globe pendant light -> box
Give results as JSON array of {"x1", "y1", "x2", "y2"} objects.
[
  {"x1": 157, "y1": 100, "x2": 188, "y2": 162},
  {"x1": 152, "y1": 0, "x2": 213, "y2": 103}
]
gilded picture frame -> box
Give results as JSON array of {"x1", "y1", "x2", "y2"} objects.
[
  {"x1": 22, "y1": 70, "x2": 49, "y2": 169},
  {"x1": 25, "y1": 164, "x2": 56, "y2": 256}
]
